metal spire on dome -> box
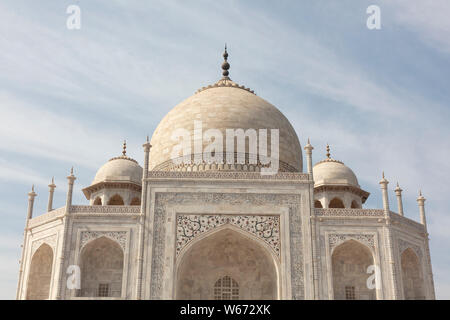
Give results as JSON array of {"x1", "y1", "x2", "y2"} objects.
[
  {"x1": 222, "y1": 44, "x2": 230, "y2": 79},
  {"x1": 108, "y1": 140, "x2": 138, "y2": 164},
  {"x1": 195, "y1": 45, "x2": 255, "y2": 95},
  {"x1": 316, "y1": 143, "x2": 344, "y2": 165}
]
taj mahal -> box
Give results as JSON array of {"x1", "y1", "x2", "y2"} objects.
[{"x1": 16, "y1": 48, "x2": 435, "y2": 300}]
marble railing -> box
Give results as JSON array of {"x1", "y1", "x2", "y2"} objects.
[
  {"x1": 147, "y1": 170, "x2": 310, "y2": 181},
  {"x1": 314, "y1": 208, "x2": 385, "y2": 217},
  {"x1": 28, "y1": 206, "x2": 66, "y2": 228},
  {"x1": 390, "y1": 211, "x2": 425, "y2": 233},
  {"x1": 27, "y1": 205, "x2": 141, "y2": 228},
  {"x1": 314, "y1": 208, "x2": 425, "y2": 232},
  {"x1": 69, "y1": 205, "x2": 141, "y2": 215}
]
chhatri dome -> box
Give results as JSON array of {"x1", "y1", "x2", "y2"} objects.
[
  {"x1": 149, "y1": 46, "x2": 303, "y2": 172},
  {"x1": 91, "y1": 142, "x2": 142, "y2": 185},
  {"x1": 82, "y1": 141, "x2": 143, "y2": 206},
  {"x1": 313, "y1": 144, "x2": 369, "y2": 208},
  {"x1": 313, "y1": 144, "x2": 359, "y2": 188}
]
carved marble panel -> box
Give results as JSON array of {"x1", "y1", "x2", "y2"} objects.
[
  {"x1": 398, "y1": 238, "x2": 423, "y2": 260},
  {"x1": 176, "y1": 215, "x2": 280, "y2": 257},
  {"x1": 31, "y1": 234, "x2": 57, "y2": 255},
  {"x1": 79, "y1": 231, "x2": 128, "y2": 251},
  {"x1": 150, "y1": 192, "x2": 304, "y2": 300},
  {"x1": 328, "y1": 233, "x2": 375, "y2": 252}
]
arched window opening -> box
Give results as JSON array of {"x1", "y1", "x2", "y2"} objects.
[
  {"x1": 79, "y1": 237, "x2": 124, "y2": 298},
  {"x1": 26, "y1": 244, "x2": 53, "y2": 300},
  {"x1": 401, "y1": 248, "x2": 425, "y2": 300},
  {"x1": 214, "y1": 276, "x2": 239, "y2": 300},
  {"x1": 351, "y1": 200, "x2": 360, "y2": 209},
  {"x1": 314, "y1": 200, "x2": 323, "y2": 208},
  {"x1": 329, "y1": 198, "x2": 345, "y2": 208},
  {"x1": 93, "y1": 197, "x2": 102, "y2": 205},
  {"x1": 107, "y1": 194, "x2": 124, "y2": 206},
  {"x1": 176, "y1": 229, "x2": 277, "y2": 300},
  {"x1": 130, "y1": 197, "x2": 141, "y2": 206},
  {"x1": 332, "y1": 240, "x2": 375, "y2": 300}
]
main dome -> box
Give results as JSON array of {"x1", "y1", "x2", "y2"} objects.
[
  {"x1": 149, "y1": 83, "x2": 302, "y2": 173},
  {"x1": 149, "y1": 48, "x2": 302, "y2": 173}
]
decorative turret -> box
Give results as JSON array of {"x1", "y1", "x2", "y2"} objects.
[
  {"x1": 312, "y1": 144, "x2": 369, "y2": 208},
  {"x1": 417, "y1": 190, "x2": 427, "y2": 231},
  {"x1": 47, "y1": 177, "x2": 56, "y2": 212},
  {"x1": 82, "y1": 141, "x2": 143, "y2": 206},
  {"x1": 394, "y1": 182, "x2": 404, "y2": 216},
  {"x1": 27, "y1": 185, "x2": 37, "y2": 220},
  {"x1": 304, "y1": 138, "x2": 314, "y2": 176},
  {"x1": 379, "y1": 172, "x2": 390, "y2": 217}
]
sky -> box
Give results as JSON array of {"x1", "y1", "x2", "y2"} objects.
[{"x1": 0, "y1": 0, "x2": 449, "y2": 299}]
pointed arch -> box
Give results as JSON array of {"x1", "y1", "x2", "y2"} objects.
[
  {"x1": 175, "y1": 226, "x2": 279, "y2": 300},
  {"x1": 401, "y1": 248, "x2": 425, "y2": 299},
  {"x1": 130, "y1": 197, "x2": 140, "y2": 206},
  {"x1": 107, "y1": 194, "x2": 124, "y2": 206},
  {"x1": 351, "y1": 200, "x2": 360, "y2": 208},
  {"x1": 329, "y1": 198, "x2": 345, "y2": 208},
  {"x1": 79, "y1": 236, "x2": 124, "y2": 297},
  {"x1": 331, "y1": 239, "x2": 375, "y2": 300},
  {"x1": 26, "y1": 243, "x2": 53, "y2": 300},
  {"x1": 93, "y1": 197, "x2": 102, "y2": 205},
  {"x1": 314, "y1": 200, "x2": 323, "y2": 208}
]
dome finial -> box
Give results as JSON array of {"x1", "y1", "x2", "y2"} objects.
[
  {"x1": 221, "y1": 44, "x2": 230, "y2": 79},
  {"x1": 326, "y1": 144, "x2": 331, "y2": 159},
  {"x1": 122, "y1": 140, "x2": 127, "y2": 156}
]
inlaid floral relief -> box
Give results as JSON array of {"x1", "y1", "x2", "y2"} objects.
[{"x1": 176, "y1": 215, "x2": 280, "y2": 257}]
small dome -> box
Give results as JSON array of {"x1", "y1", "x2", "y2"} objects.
[
  {"x1": 93, "y1": 157, "x2": 142, "y2": 185},
  {"x1": 313, "y1": 159, "x2": 359, "y2": 187}
]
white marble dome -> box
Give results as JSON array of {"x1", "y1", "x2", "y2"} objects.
[
  {"x1": 313, "y1": 158, "x2": 359, "y2": 187},
  {"x1": 149, "y1": 83, "x2": 303, "y2": 172},
  {"x1": 92, "y1": 157, "x2": 143, "y2": 185}
]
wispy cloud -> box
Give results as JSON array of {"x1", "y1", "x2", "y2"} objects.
[
  {"x1": 383, "y1": 0, "x2": 450, "y2": 53},
  {"x1": 0, "y1": 0, "x2": 449, "y2": 299}
]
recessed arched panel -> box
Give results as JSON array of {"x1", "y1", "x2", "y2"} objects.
[
  {"x1": 130, "y1": 197, "x2": 140, "y2": 206},
  {"x1": 107, "y1": 194, "x2": 124, "y2": 206},
  {"x1": 26, "y1": 243, "x2": 54, "y2": 300},
  {"x1": 401, "y1": 248, "x2": 425, "y2": 300},
  {"x1": 79, "y1": 237, "x2": 124, "y2": 297},
  {"x1": 93, "y1": 197, "x2": 102, "y2": 205},
  {"x1": 331, "y1": 240, "x2": 375, "y2": 300},
  {"x1": 176, "y1": 228, "x2": 278, "y2": 300},
  {"x1": 329, "y1": 198, "x2": 345, "y2": 208},
  {"x1": 351, "y1": 200, "x2": 360, "y2": 208},
  {"x1": 314, "y1": 200, "x2": 323, "y2": 208}
]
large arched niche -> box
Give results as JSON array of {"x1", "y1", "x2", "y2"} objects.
[
  {"x1": 331, "y1": 239, "x2": 376, "y2": 300},
  {"x1": 79, "y1": 236, "x2": 124, "y2": 298},
  {"x1": 176, "y1": 227, "x2": 279, "y2": 300},
  {"x1": 401, "y1": 248, "x2": 425, "y2": 300},
  {"x1": 26, "y1": 243, "x2": 54, "y2": 300}
]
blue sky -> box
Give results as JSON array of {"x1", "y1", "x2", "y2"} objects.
[{"x1": 0, "y1": 0, "x2": 449, "y2": 299}]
